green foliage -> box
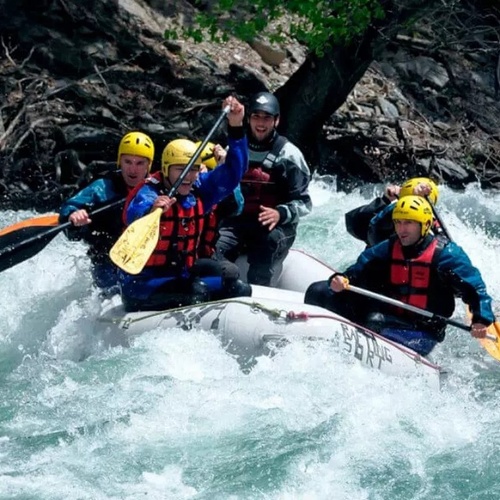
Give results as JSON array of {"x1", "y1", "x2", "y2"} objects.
[{"x1": 164, "y1": 0, "x2": 385, "y2": 56}]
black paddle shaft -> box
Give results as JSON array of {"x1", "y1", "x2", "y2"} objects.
[
  {"x1": 426, "y1": 195, "x2": 453, "y2": 242},
  {"x1": 348, "y1": 284, "x2": 471, "y2": 332},
  {"x1": 0, "y1": 198, "x2": 125, "y2": 273},
  {"x1": 167, "y1": 105, "x2": 230, "y2": 197}
]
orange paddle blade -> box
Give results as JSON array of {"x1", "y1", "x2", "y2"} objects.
[{"x1": 0, "y1": 214, "x2": 59, "y2": 236}]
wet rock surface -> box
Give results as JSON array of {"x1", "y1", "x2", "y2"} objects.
[{"x1": 0, "y1": 0, "x2": 499, "y2": 212}]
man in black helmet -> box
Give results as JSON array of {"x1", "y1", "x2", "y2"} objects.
[{"x1": 215, "y1": 91, "x2": 312, "y2": 286}]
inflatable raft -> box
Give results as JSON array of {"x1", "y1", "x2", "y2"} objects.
[{"x1": 98, "y1": 249, "x2": 444, "y2": 389}]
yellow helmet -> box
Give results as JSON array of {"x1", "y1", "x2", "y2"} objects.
[
  {"x1": 392, "y1": 195, "x2": 433, "y2": 237},
  {"x1": 117, "y1": 132, "x2": 155, "y2": 169},
  {"x1": 161, "y1": 139, "x2": 201, "y2": 177},
  {"x1": 400, "y1": 177, "x2": 439, "y2": 205},
  {"x1": 194, "y1": 141, "x2": 218, "y2": 169}
]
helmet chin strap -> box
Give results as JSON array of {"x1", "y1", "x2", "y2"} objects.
[
  {"x1": 163, "y1": 175, "x2": 174, "y2": 191},
  {"x1": 422, "y1": 220, "x2": 431, "y2": 237}
]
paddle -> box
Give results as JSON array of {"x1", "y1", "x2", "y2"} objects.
[
  {"x1": 347, "y1": 284, "x2": 497, "y2": 342},
  {"x1": 425, "y1": 195, "x2": 453, "y2": 242},
  {"x1": 426, "y1": 198, "x2": 500, "y2": 360},
  {"x1": 108, "y1": 207, "x2": 163, "y2": 275},
  {"x1": 110, "y1": 104, "x2": 231, "y2": 275},
  {"x1": 0, "y1": 198, "x2": 124, "y2": 273}
]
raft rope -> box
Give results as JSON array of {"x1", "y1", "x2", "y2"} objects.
[
  {"x1": 97, "y1": 298, "x2": 437, "y2": 367},
  {"x1": 98, "y1": 298, "x2": 325, "y2": 326}
]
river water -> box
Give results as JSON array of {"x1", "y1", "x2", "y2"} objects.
[{"x1": 0, "y1": 178, "x2": 499, "y2": 499}]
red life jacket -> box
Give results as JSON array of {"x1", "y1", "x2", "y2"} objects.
[
  {"x1": 241, "y1": 135, "x2": 287, "y2": 215},
  {"x1": 389, "y1": 238, "x2": 441, "y2": 310},
  {"x1": 123, "y1": 172, "x2": 206, "y2": 273},
  {"x1": 198, "y1": 208, "x2": 218, "y2": 258}
]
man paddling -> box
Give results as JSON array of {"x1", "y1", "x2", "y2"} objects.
[
  {"x1": 59, "y1": 131, "x2": 154, "y2": 293},
  {"x1": 305, "y1": 196, "x2": 495, "y2": 356},
  {"x1": 118, "y1": 96, "x2": 251, "y2": 312}
]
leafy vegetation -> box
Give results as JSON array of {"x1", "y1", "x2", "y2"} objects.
[{"x1": 164, "y1": 0, "x2": 385, "y2": 56}]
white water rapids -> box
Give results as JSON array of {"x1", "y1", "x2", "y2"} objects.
[{"x1": 0, "y1": 177, "x2": 499, "y2": 499}]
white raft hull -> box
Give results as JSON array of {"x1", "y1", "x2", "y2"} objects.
[
  {"x1": 99, "y1": 296, "x2": 442, "y2": 388},
  {"x1": 98, "y1": 249, "x2": 444, "y2": 389}
]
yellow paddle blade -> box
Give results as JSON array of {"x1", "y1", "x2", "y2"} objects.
[
  {"x1": 478, "y1": 322, "x2": 500, "y2": 361},
  {"x1": 466, "y1": 305, "x2": 500, "y2": 362},
  {"x1": 109, "y1": 208, "x2": 162, "y2": 275}
]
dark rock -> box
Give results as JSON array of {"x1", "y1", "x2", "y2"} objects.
[{"x1": 0, "y1": 0, "x2": 499, "y2": 213}]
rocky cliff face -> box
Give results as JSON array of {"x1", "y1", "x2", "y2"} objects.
[
  {"x1": 329, "y1": 19, "x2": 500, "y2": 192},
  {"x1": 0, "y1": 0, "x2": 498, "y2": 211}
]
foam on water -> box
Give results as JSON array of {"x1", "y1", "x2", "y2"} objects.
[{"x1": 1, "y1": 181, "x2": 500, "y2": 499}]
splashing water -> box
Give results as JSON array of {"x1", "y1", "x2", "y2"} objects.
[{"x1": 1, "y1": 178, "x2": 500, "y2": 499}]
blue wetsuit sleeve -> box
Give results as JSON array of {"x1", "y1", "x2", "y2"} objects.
[
  {"x1": 125, "y1": 185, "x2": 159, "y2": 225},
  {"x1": 343, "y1": 240, "x2": 391, "y2": 282},
  {"x1": 438, "y1": 242, "x2": 495, "y2": 325},
  {"x1": 232, "y1": 185, "x2": 244, "y2": 216},
  {"x1": 368, "y1": 202, "x2": 395, "y2": 227},
  {"x1": 59, "y1": 179, "x2": 117, "y2": 222},
  {"x1": 366, "y1": 202, "x2": 397, "y2": 247},
  {"x1": 197, "y1": 133, "x2": 248, "y2": 212}
]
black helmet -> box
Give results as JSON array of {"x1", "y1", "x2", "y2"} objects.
[{"x1": 248, "y1": 92, "x2": 280, "y2": 116}]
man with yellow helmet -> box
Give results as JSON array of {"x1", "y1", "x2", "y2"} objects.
[
  {"x1": 305, "y1": 195, "x2": 494, "y2": 356},
  {"x1": 345, "y1": 177, "x2": 443, "y2": 247},
  {"x1": 119, "y1": 96, "x2": 251, "y2": 312},
  {"x1": 59, "y1": 131, "x2": 154, "y2": 293}
]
